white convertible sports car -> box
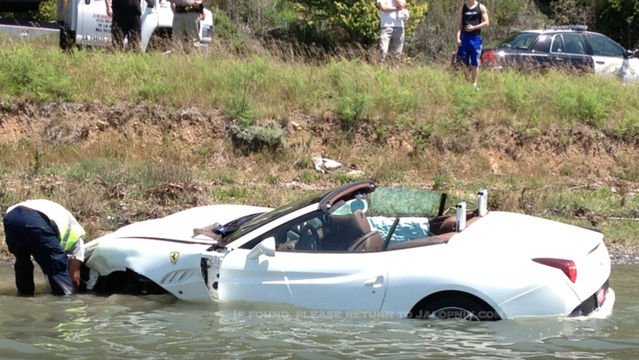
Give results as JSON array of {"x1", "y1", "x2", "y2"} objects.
[{"x1": 83, "y1": 180, "x2": 615, "y2": 320}]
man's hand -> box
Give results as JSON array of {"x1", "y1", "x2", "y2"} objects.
[
  {"x1": 393, "y1": 0, "x2": 406, "y2": 10},
  {"x1": 68, "y1": 259, "x2": 82, "y2": 289}
]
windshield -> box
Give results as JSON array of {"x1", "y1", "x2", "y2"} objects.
[
  {"x1": 497, "y1": 32, "x2": 538, "y2": 50},
  {"x1": 328, "y1": 186, "x2": 466, "y2": 218},
  {"x1": 219, "y1": 191, "x2": 324, "y2": 245}
]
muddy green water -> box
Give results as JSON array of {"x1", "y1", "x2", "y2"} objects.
[{"x1": 0, "y1": 264, "x2": 637, "y2": 359}]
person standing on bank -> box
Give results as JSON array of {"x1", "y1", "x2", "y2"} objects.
[
  {"x1": 105, "y1": 0, "x2": 142, "y2": 51},
  {"x1": 170, "y1": 0, "x2": 204, "y2": 51},
  {"x1": 376, "y1": 0, "x2": 408, "y2": 61},
  {"x1": 3, "y1": 200, "x2": 86, "y2": 296},
  {"x1": 455, "y1": 0, "x2": 489, "y2": 89}
]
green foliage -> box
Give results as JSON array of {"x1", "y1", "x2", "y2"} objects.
[
  {"x1": 291, "y1": 0, "x2": 428, "y2": 46},
  {"x1": 556, "y1": 81, "x2": 612, "y2": 126},
  {"x1": 229, "y1": 120, "x2": 287, "y2": 155},
  {"x1": 613, "y1": 110, "x2": 639, "y2": 138},
  {"x1": 336, "y1": 92, "x2": 372, "y2": 130},
  {"x1": 594, "y1": 0, "x2": 639, "y2": 48},
  {"x1": 0, "y1": 45, "x2": 73, "y2": 100},
  {"x1": 37, "y1": 0, "x2": 56, "y2": 21}
]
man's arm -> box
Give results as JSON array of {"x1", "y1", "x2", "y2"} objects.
[
  {"x1": 105, "y1": 0, "x2": 112, "y2": 17},
  {"x1": 69, "y1": 259, "x2": 82, "y2": 288},
  {"x1": 455, "y1": 5, "x2": 463, "y2": 45},
  {"x1": 68, "y1": 237, "x2": 85, "y2": 289},
  {"x1": 377, "y1": 0, "x2": 402, "y2": 12},
  {"x1": 466, "y1": 4, "x2": 490, "y2": 32}
]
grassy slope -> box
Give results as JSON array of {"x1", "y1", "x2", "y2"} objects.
[{"x1": 1, "y1": 39, "x2": 638, "y2": 260}]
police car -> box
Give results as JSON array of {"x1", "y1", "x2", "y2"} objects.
[{"x1": 481, "y1": 25, "x2": 639, "y2": 83}]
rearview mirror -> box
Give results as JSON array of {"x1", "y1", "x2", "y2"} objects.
[{"x1": 248, "y1": 237, "x2": 276, "y2": 259}]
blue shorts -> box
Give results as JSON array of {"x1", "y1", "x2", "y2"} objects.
[{"x1": 456, "y1": 33, "x2": 483, "y2": 67}]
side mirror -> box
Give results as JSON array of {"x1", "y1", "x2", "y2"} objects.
[{"x1": 248, "y1": 237, "x2": 276, "y2": 259}]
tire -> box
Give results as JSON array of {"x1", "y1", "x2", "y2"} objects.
[{"x1": 410, "y1": 294, "x2": 500, "y2": 321}]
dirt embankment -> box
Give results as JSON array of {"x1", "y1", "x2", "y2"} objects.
[{"x1": 1, "y1": 100, "x2": 638, "y2": 263}]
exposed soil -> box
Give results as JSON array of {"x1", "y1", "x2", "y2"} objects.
[{"x1": 1, "y1": 100, "x2": 638, "y2": 262}]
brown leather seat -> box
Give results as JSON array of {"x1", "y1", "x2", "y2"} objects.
[
  {"x1": 348, "y1": 230, "x2": 384, "y2": 252},
  {"x1": 321, "y1": 210, "x2": 371, "y2": 251}
]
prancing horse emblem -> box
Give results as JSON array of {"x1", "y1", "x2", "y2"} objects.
[{"x1": 169, "y1": 251, "x2": 180, "y2": 265}]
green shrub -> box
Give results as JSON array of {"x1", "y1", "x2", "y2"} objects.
[{"x1": 229, "y1": 120, "x2": 286, "y2": 154}]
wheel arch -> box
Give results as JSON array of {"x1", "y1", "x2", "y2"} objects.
[{"x1": 408, "y1": 290, "x2": 502, "y2": 320}]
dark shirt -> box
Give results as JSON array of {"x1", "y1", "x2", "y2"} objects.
[
  {"x1": 461, "y1": 3, "x2": 482, "y2": 35},
  {"x1": 111, "y1": 0, "x2": 141, "y2": 15}
]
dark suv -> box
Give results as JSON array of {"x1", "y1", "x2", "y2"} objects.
[{"x1": 481, "y1": 25, "x2": 639, "y2": 82}]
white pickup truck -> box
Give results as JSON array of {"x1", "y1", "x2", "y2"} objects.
[{"x1": 57, "y1": 0, "x2": 213, "y2": 51}]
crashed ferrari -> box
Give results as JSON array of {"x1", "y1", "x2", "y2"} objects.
[{"x1": 83, "y1": 180, "x2": 615, "y2": 320}]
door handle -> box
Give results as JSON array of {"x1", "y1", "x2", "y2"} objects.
[
  {"x1": 596, "y1": 61, "x2": 605, "y2": 65},
  {"x1": 364, "y1": 275, "x2": 384, "y2": 288}
]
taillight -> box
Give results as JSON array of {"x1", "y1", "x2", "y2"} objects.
[
  {"x1": 481, "y1": 49, "x2": 496, "y2": 65},
  {"x1": 533, "y1": 258, "x2": 577, "y2": 283}
]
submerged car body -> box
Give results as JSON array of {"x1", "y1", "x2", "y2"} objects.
[
  {"x1": 84, "y1": 180, "x2": 615, "y2": 320},
  {"x1": 481, "y1": 25, "x2": 639, "y2": 83}
]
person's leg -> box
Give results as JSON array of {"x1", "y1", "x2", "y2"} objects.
[
  {"x1": 5, "y1": 228, "x2": 36, "y2": 296},
  {"x1": 389, "y1": 27, "x2": 405, "y2": 60},
  {"x1": 30, "y1": 226, "x2": 74, "y2": 296},
  {"x1": 469, "y1": 35, "x2": 483, "y2": 87},
  {"x1": 129, "y1": 15, "x2": 142, "y2": 51},
  {"x1": 111, "y1": 12, "x2": 125, "y2": 50},
  {"x1": 379, "y1": 27, "x2": 392, "y2": 60},
  {"x1": 179, "y1": 12, "x2": 199, "y2": 52},
  {"x1": 172, "y1": 13, "x2": 186, "y2": 50},
  {"x1": 4, "y1": 208, "x2": 38, "y2": 295},
  {"x1": 460, "y1": 37, "x2": 472, "y2": 81},
  {"x1": 121, "y1": 13, "x2": 141, "y2": 51}
]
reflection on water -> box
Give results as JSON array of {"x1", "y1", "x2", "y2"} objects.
[{"x1": 0, "y1": 264, "x2": 638, "y2": 359}]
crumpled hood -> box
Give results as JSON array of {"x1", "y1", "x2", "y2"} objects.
[{"x1": 91, "y1": 204, "x2": 272, "y2": 244}]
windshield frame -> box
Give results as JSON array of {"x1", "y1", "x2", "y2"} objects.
[{"x1": 219, "y1": 180, "x2": 377, "y2": 245}]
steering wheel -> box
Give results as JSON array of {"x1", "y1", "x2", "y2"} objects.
[{"x1": 296, "y1": 224, "x2": 319, "y2": 251}]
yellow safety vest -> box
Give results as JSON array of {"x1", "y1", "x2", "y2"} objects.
[{"x1": 10, "y1": 199, "x2": 85, "y2": 252}]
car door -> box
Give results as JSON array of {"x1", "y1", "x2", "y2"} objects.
[
  {"x1": 217, "y1": 211, "x2": 388, "y2": 311},
  {"x1": 585, "y1": 32, "x2": 638, "y2": 82},
  {"x1": 76, "y1": 0, "x2": 112, "y2": 46},
  {"x1": 549, "y1": 33, "x2": 592, "y2": 72}
]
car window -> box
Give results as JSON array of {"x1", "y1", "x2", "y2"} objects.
[
  {"x1": 532, "y1": 34, "x2": 551, "y2": 52},
  {"x1": 551, "y1": 34, "x2": 565, "y2": 53},
  {"x1": 586, "y1": 33, "x2": 625, "y2": 57},
  {"x1": 497, "y1": 32, "x2": 538, "y2": 50},
  {"x1": 563, "y1": 33, "x2": 586, "y2": 55},
  {"x1": 241, "y1": 209, "x2": 373, "y2": 253}
]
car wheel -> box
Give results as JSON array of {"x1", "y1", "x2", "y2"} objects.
[{"x1": 411, "y1": 294, "x2": 500, "y2": 321}]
